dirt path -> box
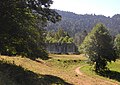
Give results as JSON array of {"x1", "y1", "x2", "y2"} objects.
[
  {"x1": 75, "y1": 65, "x2": 119, "y2": 85},
  {"x1": 0, "y1": 56, "x2": 119, "y2": 85},
  {"x1": 75, "y1": 65, "x2": 86, "y2": 76}
]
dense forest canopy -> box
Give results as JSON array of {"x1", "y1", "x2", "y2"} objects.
[{"x1": 46, "y1": 10, "x2": 120, "y2": 37}]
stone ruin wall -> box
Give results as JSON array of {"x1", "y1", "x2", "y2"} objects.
[{"x1": 46, "y1": 43, "x2": 79, "y2": 54}]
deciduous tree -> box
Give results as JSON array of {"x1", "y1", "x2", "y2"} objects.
[
  {"x1": 0, "y1": 0, "x2": 61, "y2": 60},
  {"x1": 80, "y1": 23, "x2": 118, "y2": 72},
  {"x1": 114, "y1": 34, "x2": 120, "y2": 57}
]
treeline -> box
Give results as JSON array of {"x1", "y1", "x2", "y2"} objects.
[
  {"x1": 45, "y1": 28, "x2": 73, "y2": 43},
  {"x1": 46, "y1": 10, "x2": 120, "y2": 45}
]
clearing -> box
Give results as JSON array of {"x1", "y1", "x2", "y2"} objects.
[{"x1": 0, "y1": 54, "x2": 119, "y2": 85}]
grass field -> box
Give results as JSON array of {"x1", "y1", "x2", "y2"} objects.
[
  {"x1": 0, "y1": 54, "x2": 120, "y2": 85},
  {"x1": 80, "y1": 60, "x2": 120, "y2": 85}
]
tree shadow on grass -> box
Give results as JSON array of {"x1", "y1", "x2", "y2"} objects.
[
  {"x1": 98, "y1": 70, "x2": 120, "y2": 82},
  {"x1": 40, "y1": 75, "x2": 73, "y2": 85},
  {"x1": 0, "y1": 60, "x2": 72, "y2": 85}
]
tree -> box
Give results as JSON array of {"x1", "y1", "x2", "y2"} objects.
[
  {"x1": 57, "y1": 28, "x2": 66, "y2": 39},
  {"x1": 0, "y1": 0, "x2": 61, "y2": 60},
  {"x1": 114, "y1": 34, "x2": 120, "y2": 57},
  {"x1": 80, "y1": 23, "x2": 118, "y2": 73},
  {"x1": 45, "y1": 28, "x2": 73, "y2": 43},
  {"x1": 74, "y1": 30, "x2": 88, "y2": 46}
]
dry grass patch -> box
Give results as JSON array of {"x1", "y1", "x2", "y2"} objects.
[{"x1": 0, "y1": 54, "x2": 118, "y2": 85}]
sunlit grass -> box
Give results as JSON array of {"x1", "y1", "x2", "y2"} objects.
[
  {"x1": 80, "y1": 60, "x2": 120, "y2": 84},
  {"x1": 108, "y1": 60, "x2": 120, "y2": 72},
  {"x1": 0, "y1": 54, "x2": 87, "y2": 85},
  {"x1": 49, "y1": 54, "x2": 87, "y2": 60},
  {"x1": 0, "y1": 54, "x2": 119, "y2": 85}
]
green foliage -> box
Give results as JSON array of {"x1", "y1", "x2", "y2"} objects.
[
  {"x1": 0, "y1": 0, "x2": 61, "y2": 59},
  {"x1": 80, "y1": 23, "x2": 118, "y2": 73},
  {"x1": 47, "y1": 10, "x2": 120, "y2": 38},
  {"x1": 62, "y1": 36, "x2": 73, "y2": 43},
  {"x1": 74, "y1": 30, "x2": 88, "y2": 45},
  {"x1": 46, "y1": 28, "x2": 73, "y2": 43},
  {"x1": 114, "y1": 34, "x2": 120, "y2": 57}
]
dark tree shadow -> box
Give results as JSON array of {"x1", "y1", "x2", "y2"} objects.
[
  {"x1": 40, "y1": 75, "x2": 73, "y2": 85},
  {"x1": 98, "y1": 70, "x2": 120, "y2": 82},
  {"x1": 0, "y1": 60, "x2": 72, "y2": 85}
]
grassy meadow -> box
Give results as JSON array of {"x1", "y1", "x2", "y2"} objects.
[{"x1": 0, "y1": 54, "x2": 120, "y2": 85}]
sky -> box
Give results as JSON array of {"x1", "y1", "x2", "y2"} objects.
[{"x1": 51, "y1": 0, "x2": 120, "y2": 17}]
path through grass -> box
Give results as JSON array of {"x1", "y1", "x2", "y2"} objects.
[{"x1": 0, "y1": 54, "x2": 119, "y2": 85}]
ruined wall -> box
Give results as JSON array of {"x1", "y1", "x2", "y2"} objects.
[{"x1": 46, "y1": 43, "x2": 78, "y2": 54}]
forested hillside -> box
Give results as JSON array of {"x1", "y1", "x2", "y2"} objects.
[{"x1": 46, "y1": 10, "x2": 120, "y2": 45}]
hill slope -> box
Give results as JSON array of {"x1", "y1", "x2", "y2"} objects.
[
  {"x1": 46, "y1": 10, "x2": 120, "y2": 36},
  {"x1": 0, "y1": 55, "x2": 119, "y2": 85}
]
